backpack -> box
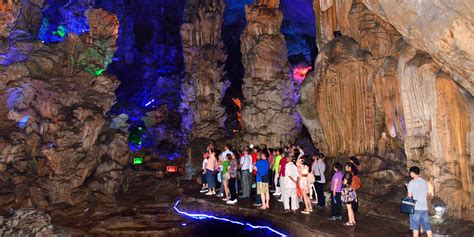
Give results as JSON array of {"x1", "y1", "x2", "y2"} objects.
[{"x1": 351, "y1": 175, "x2": 362, "y2": 190}]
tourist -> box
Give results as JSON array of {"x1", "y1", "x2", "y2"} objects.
[
  {"x1": 277, "y1": 151, "x2": 288, "y2": 202},
  {"x1": 217, "y1": 145, "x2": 233, "y2": 198},
  {"x1": 342, "y1": 162, "x2": 357, "y2": 226},
  {"x1": 205, "y1": 148, "x2": 218, "y2": 196},
  {"x1": 239, "y1": 148, "x2": 252, "y2": 198},
  {"x1": 349, "y1": 156, "x2": 360, "y2": 213},
  {"x1": 312, "y1": 153, "x2": 326, "y2": 208},
  {"x1": 255, "y1": 152, "x2": 270, "y2": 209},
  {"x1": 327, "y1": 162, "x2": 343, "y2": 220},
  {"x1": 251, "y1": 147, "x2": 262, "y2": 207},
  {"x1": 283, "y1": 155, "x2": 299, "y2": 213},
  {"x1": 221, "y1": 154, "x2": 231, "y2": 201},
  {"x1": 407, "y1": 166, "x2": 432, "y2": 237},
  {"x1": 227, "y1": 153, "x2": 238, "y2": 204},
  {"x1": 272, "y1": 148, "x2": 283, "y2": 196},
  {"x1": 298, "y1": 156, "x2": 312, "y2": 214},
  {"x1": 200, "y1": 151, "x2": 209, "y2": 193}
]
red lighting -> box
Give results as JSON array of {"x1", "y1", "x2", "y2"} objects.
[
  {"x1": 167, "y1": 166, "x2": 178, "y2": 173},
  {"x1": 293, "y1": 66, "x2": 312, "y2": 83}
]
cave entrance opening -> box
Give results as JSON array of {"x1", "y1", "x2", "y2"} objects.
[
  {"x1": 279, "y1": 0, "x2": 318, "y2": 151},
  {"x1": 220, "y1": 0, "x2": 253, "y2": 137}
]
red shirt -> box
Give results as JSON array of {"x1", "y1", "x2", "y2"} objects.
[
  {"x1": 279, "y1": 158, "x2": 287, "y2": 177},
  {"x1": 251, "y1": 152, "x2": 258, "y2": 175}
]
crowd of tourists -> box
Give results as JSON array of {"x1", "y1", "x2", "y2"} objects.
[{"x1": 199, "y1": 143, "x2": 361, "y2": 226}]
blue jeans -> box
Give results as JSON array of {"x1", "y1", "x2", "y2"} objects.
[
  {"x1": 410, "y1": 210, "x2": 431, "y2": 231},
  {"x1": 206, "y1": 169, "x2": 216, "y2": 189}
]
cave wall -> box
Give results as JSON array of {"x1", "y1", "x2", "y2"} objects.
[
  {"x1": 240, "y1": 0, "x2": 301, "y2": 146},
  {"x1": 0, "y1": 3, "x2": 128, "y2": 211},
  {"x1": 180, "y1": 0, "x2": 228, "y2": 141},
  {"x1": 302, "y1": 0, "x2": 473, "y2": 220}
]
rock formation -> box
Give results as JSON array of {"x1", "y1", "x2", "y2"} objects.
[
  {"x1": 240, "y1": 0, "x2": 301, "y2": 146},
  {"x1": 0, "y1": 7, "x2": 129, "y2": 211},
  {"x1": 302, "y1": 0, "x2": 474, "y2": 220},
  {"x1": 180, "y1": 0, "x2": 228, "y2": 141},
  {"x1": 0, "y1": 209, "x2": 54, "y2": 236}
]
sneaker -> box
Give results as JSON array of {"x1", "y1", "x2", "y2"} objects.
[
  {"x1": 327, "y1": 216, "x2": 337, "y2": 221},
  {"x1": 301, "y1": 210, "x2": 310, "y2": 214},
  {"x1": 226, "y1": 200, "x2": 237, "y2": 205},
  {"x1": 253, "y1": 203, "x2": 262, "y2": 207},
  {"x1": 216, "y1": 193, "x2": 224, "y2": 198},
  {"x1": 273, "y1": 192, "x2": 281, "y2": 196},
  {"x1": 205, "y1": 192, "x2": 213, "y2": 196},
  {"x1": 311, "y1": 200, "x2": 318, "y2": 204},
  {"x1": 336, "y1": 216, "x2": 342, "y2": 220},
  {"x1": 200, "y1": 189, "x2": 209, "y2": 193}
]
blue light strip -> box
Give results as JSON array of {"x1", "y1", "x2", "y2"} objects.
[
  {"x1": 173, "y1": 200, "x2": 288, "y2": 237},
  {"x1": 145, "y1": 99, "x2": 155, "y2": 106}
]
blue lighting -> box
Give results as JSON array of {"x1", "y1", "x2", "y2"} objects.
[
  {"x1": 173, "y1": 200, "x2": 288, "y2": 237},
  {"x1": 145, "y1": 99, "x2": 155, "y2": 107},
  {"x1": 18, "y1": 116, "x2": 29, "y2": 129}
]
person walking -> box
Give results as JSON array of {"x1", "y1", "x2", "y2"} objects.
[
  {"x1": 407, "y1": 166, "x2": 432, "y2": 237},
  {"x1": 239, "y1": 149, "x2": 252, "y2": 198},
  {"x1": 327, "y1": 162, "x2": 343, "y2": 220}
]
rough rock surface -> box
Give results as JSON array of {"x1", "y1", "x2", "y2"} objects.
[
  {"x1": 306, "y1": 0, "x2": 474, "y2": 220},
  {"x1": 0, "y1": 209, "x2": 54, "y2": 236},
  {"x1": 240, "y1": 0, "x2": 301, "y2": 146},
  {"x1": 180, "y1": 0, "x2": 228, "y2": 141},
  {"x1": 0, "y1": 8, "x2": 129, "y2": 211},
  {"x1": 362, "y1": 0, "x2": 474, "y2": 95}
]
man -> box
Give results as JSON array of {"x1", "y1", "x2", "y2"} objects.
[
  {"x1": 407, "y1": 166, "x2": 432, "y2": 237},
  {"x1": 282, "y1": 155, "x2": 299, "y2": 212},
  {"x1": 312, "y1": 153, "x2": 326, "y2": 208},
  {"x1": 239, "y1": 149, "x2": 252, "y2": 198},
  {"x1": 217, "y1": 144, "x2": 233, "y2": 197},
  {"x1": 272, "y1": 149, "x2": 283, "y2": 196}
]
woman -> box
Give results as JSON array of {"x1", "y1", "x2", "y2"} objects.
[
  {"x1": 311, "y1": 153, "x2": 326, "y2": 208},
  {"x1": 227, "y1": 153, "x2": 238, "y2": 204},
  {"x1": 205, "y1": 148, "x2": 218, "y2": 195},
  {"x1": 342, "y1": 162, "x2": 358, "y2": 226},
  {"x1": 327, "y1": 162, "x2": 343, "y2": 220},
  {"x1": 255, "y1": 152, "x2": 270, "y2": 210},
  {"x1": 200, "y1": 152, "x2": 209, "y2": 193},
  {"x1": 298, "y1": 157, "x2": 312, "y2": 214},
  {"x1": 221, "y1": 154, "x2": 231, "y2": 201}
]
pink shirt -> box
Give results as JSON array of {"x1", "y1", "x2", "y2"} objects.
[{"x1": 206, "y1": 155, "x2": 217, "y2": 171}]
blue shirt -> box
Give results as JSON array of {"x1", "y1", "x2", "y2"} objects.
[{"x1": 255, "y1": 160, "x2": 269, "y2": 182}]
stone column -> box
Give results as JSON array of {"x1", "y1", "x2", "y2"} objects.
[
  {"x1": 180, "y1": 0, "x2": 228, "y2": 141},
  {"x1": 240, "y1": 0, "x2": 300, "y2": 147}
]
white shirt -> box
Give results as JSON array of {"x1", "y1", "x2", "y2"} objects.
[
  {"x1": 312, "y1": 160, "x2": 326, "y2": 183},
  {"x1": 240, "y1": 154, "x2": 252, "y2": 171},
  {"x1": 285, "y1": 162, "x2": 298, "y2": 189},
  {"x1": 220, "y1": 149, "x2": 233, "y2": 161},
  {"x1": 202, "y1": 159, "x2": 208, "y2": 173}
]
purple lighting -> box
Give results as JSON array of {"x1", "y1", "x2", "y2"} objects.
[{"x1": 173, "y1": 200, "x2": 288, "y2": 237}]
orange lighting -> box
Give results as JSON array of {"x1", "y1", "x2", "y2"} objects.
[
  {"x1": 167, "y1": 166, "x2": 178, "y2": 173},
  {"x1": 293, "y1": 66, "x2": 312, "y2": 83}
]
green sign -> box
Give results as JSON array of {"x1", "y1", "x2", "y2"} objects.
[{"x1": 133, "y1": 157, "x2": 143, "y2": 165}]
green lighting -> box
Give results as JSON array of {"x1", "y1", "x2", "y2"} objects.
[
  {"x1": 138, "y1": 127, "x2": 143, "y2": 130},
  {"x1": 52, "y1": 25, "x2": 66, "y2": 38},
  {"x1": 95, "y1": 68, "x2": 105, "y2": 76},
  {"x1": 133, "y1": 157, "x2": 143, "y2": 165}
]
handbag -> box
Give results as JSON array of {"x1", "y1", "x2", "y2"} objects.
[
  {"x1": 400, "y1": 197, "x2": 416, "y2": 214},
  {"x1": 296, "y1": 185, "x2": 303, "y2": 198}
]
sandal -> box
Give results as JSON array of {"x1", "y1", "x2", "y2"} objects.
[
  {"x1": 257, "y1": 206, "x2": 267, "y2": 210},
  {"x1": 343, "y1": 222, "x2": 354, "y2": 226}
]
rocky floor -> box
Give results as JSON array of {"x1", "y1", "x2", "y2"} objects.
[{"x1": 4, "y1": 170, "x2": 472, "y2": 237}]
